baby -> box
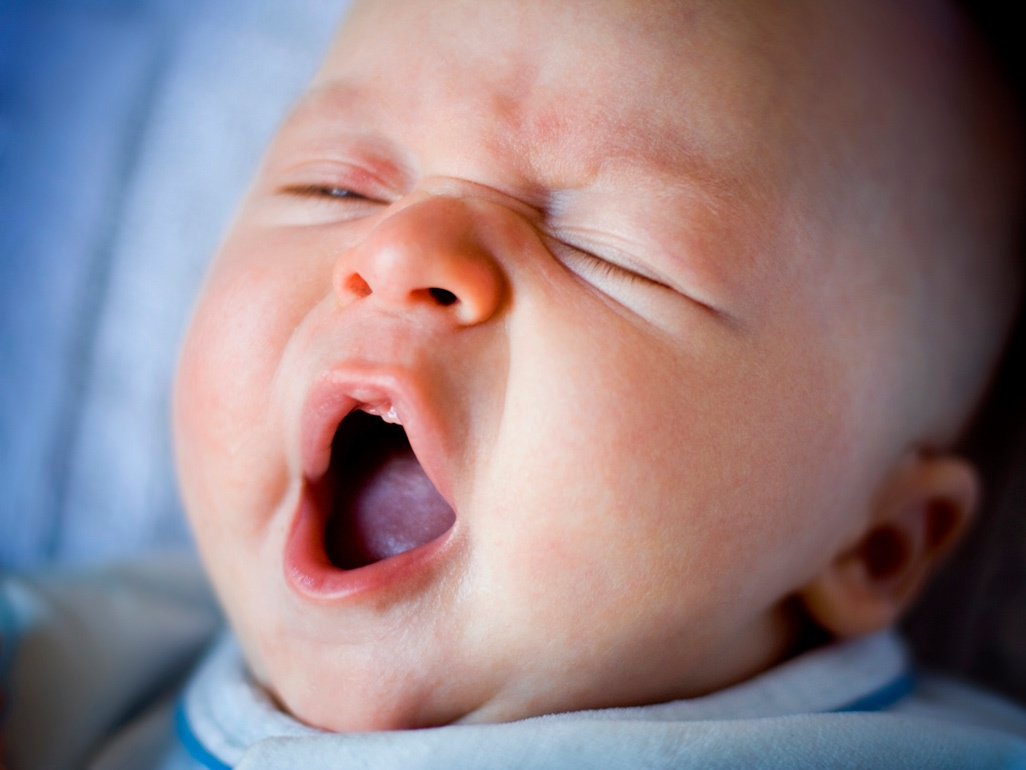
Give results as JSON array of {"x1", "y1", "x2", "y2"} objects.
[{"x1": 3, "y1": 0, "x2": 1026, "y2": 766}]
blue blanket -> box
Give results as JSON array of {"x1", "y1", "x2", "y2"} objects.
[{"x1": 0, "y1": 0, "x2": 346, "y2": 568}]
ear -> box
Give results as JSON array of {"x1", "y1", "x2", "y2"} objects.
[{"x1": 798, "y1": 452, "x2": 978, "y2": 639}]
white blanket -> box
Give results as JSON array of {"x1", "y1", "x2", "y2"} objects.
[{"x1": 4, "y1": 558, "x2": 1026, "y2": 769}]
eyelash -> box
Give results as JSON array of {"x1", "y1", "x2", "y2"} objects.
[
  {"x1": 553, "y1": 239, "x2": 668, "y2": 290},
  {"x1": 281, "y1": 184, "x2": 374, "y2": 201},
  {"x1": 577, "y1": 252, "x2": 649, "y2": 286}
]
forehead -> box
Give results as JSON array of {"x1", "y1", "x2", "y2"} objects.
[{"x1": 307, "y1": 0, "x2": 804, "y2": 197}]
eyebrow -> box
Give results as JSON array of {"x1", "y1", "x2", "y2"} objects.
[
  {"x1": 295, "y1": 80, "x2": 371, "y2": 115},
  {"x1": 286, "y1": 81, "x2": 390, "y2": 142},
  {"x1": 287, "y1": 79, "x2": 564, "y2": 209}
]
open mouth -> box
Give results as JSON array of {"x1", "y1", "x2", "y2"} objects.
[{"x1": 315, "y1": 409, "x2": 457, "y2": 570}]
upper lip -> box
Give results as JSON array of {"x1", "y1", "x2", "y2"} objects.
[{"x1": 298, "y1": 364, "x2": 455, "y2": 509}]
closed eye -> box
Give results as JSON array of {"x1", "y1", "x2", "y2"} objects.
[
  {"x1": 576, "y1": 251, "x2": 653, "y2": 286},
  {"x1": 549, "y1": 238, "x2": 672, "y2": 291},
  {"x1": 279, "y1": 184, "x2": 376, "y2": 202},
  {"x1": 269, "y1": 183, "x2": 389, "y2": 225}
]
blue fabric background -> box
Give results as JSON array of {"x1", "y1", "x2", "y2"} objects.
[{"x1": 0, "y1": 0, "x2": 347, "y2": 566}]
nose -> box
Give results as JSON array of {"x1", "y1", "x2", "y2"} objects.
[{"x1": 334, "y1": 195, "x2": 506, "y2": 326}]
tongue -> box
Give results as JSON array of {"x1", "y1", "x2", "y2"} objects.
[
  {"x1": 327, "y1": 441, "x2": 456, "y2": 569},
  {"x1": 351, "y1": 452, "x2": 455, "y2": 560}
]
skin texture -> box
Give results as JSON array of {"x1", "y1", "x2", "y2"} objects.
[{"x1": 173, "y1": 0, "x2": 1021, "y2": 732}]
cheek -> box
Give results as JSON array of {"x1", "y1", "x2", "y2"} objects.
[
  {"x1": 173, "y1": 236, "x2": 326, "y2": 530},
  {"x1": 478, "y1": 308, "x2": 709, "y2": 610},
  {"x1": 486, "y1": 292, "x2": 858, "y2": 628}
]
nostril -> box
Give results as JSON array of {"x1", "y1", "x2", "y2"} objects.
[
  {"x1": 428, "y1": 288, "x2": 458, "y2": 306},
  {"x1": 344, "y1": 273, "x2": 373, "y2": 299}
]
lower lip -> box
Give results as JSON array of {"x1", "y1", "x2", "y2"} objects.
[{"x1": 283, "y1": 485, "x2": 455, "y2": 601}]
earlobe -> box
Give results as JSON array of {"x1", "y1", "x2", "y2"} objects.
[{"x1": 799, "y1": 452, "x2": 978, "y2": 639}]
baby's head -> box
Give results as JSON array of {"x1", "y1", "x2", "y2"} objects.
[{"x1": 172, "y1": 0, "x2": 1023, "y2": 732}]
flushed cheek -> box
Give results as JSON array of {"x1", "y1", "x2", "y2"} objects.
[
  {"x1": 474, "y1": 324, "x2": 704, "y2": 596},
  {"x1": 487, "y1": 299, "x2": 844, "y2": 627},
  {"x1": 174, "y1": 243, "x2": 314, "y2": 532}
]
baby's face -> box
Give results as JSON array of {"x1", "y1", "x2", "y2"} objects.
[{"x1": 175, "y1": 0, "x2": 950, "y2": 731}]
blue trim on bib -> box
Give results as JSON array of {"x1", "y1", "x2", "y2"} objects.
[
  {"x1": 176, "y1": 701, "x2": 232, "y2": 770},
  {"x1": 169, "y1": 659, "x2": 915, "y2": 765},
  {"x1": 834, "y1": 672, "x2": 916, "y2": 713}
]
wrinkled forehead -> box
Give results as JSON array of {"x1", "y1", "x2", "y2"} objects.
[
  {"x1": 307, "y1": 0, "x2": 821, "y2": 194},
  {"x1": 300, "y1": 0, "x2": 957, "y2": 227}
]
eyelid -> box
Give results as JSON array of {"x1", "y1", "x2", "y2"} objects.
[
  {"x1": 547, "y1": 234, "x2": 674, "y2": 291},
  {"x1": 572, "y1": 249, "x2": 658, "y2": 287},
  {"x1": 273, "y1": 160, "x2": 401, "y2": 204},
  {"x1": 550, "y1": 235, "x2": 735, "y2": 327},
  {"x1": 279, "y1": 184, "x2": 380, "y2": 203}
]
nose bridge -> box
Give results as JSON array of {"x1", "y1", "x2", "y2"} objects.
[{"x1": 334, "y1": 194, "x2": 506, "y2": 326}]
